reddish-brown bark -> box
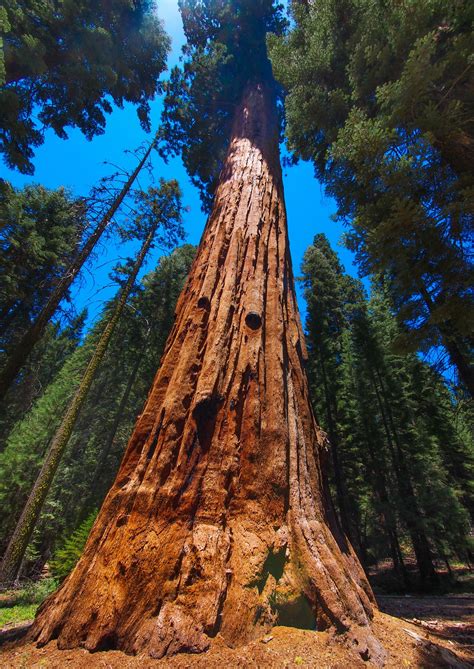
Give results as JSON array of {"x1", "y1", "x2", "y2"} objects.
[{"x1": 31, "y1": 84, "x2": 384, "y2": 663}]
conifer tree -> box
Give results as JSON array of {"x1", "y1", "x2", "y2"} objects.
[
  {"x1": 300, "y1": 234, "x2": 364, "y2": 548},
  {"x1": 0, "y1": 182, "x2": 86, "y2": 347},
  {"x1": 0, "y1": 181, "x2": 184, "y2": 586},
  {"x1": 0, "y1": 334, "x2": 95, "y2": 554},
  {"x1": 1, "y1": 0, "x2": 170, "y2": 172},
  {"x1": 50, "y1": 511, "x2": 98, "y2": 582},
  {"x1": 270, "y1": 0, "x2": 473, "y2": 394},
  {"x1": 0, "y1": 246, "x2": 195, "y2": 572},
  {"x1": 31, "y1": 2, "x2": 384, "y2": 663},
  {"x1": 363, "y1": 288, "x2": 471, "y2": 574},
  {"x1": 0, "y1": 135, "x2": 159, "y2": 402},
  {"x1": 301, "y1": 234, "x2": 473, "y2": 587},
  {"x1": 301, "y1": 236, "x2": 413, "y2": 584},
  {"x1": 0, "y1": 313, "x2": 86, "y2": 453}
]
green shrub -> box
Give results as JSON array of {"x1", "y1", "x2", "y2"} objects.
[
  {"x1": 14, "y1": 577, "x2": 58, "y2": 605},
  {"x1": 50, "y1": 511, "x2": 97, "y2": 580}
]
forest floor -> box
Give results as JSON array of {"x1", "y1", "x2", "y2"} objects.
[{"x1": 0, "y1": 594, "x2": 473, "y2": 668}]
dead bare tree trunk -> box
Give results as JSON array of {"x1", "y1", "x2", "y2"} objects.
[
  {"x1": 0, "y1": 136, "x2": 157, "y2": 402},
  {"x1": 31, "y1": 84, "x2": 384, "y2": 663}
]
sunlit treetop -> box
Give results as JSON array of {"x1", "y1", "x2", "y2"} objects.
[
  {"x1": 269, "y1": 0, "x2": 473, "y2": 179},
  {"x1": 160, "y1": 0, "x2": 287, "y2": 210},
  {"x1": 269, "y1": 0, "x2": 474, "y2": 377}
]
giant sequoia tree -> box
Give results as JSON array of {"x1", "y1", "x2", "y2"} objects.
[{"x1": 31, "y1": 2, "x2": 384, "y2": 662}]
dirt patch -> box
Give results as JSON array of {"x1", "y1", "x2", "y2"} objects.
[
  {"x1": 0, "y1": 608, "x2": 472, "y2": 668},
  {"x1": 379, "y1": 594, "x2": 474, "y2": 657},
  {"x1": 378, "y1": 594, "x2": 474, "y2": 622}
]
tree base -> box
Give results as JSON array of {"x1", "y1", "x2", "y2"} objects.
[
  {"x1": 30, "y1": 512, "x2": 384, "y2": 664},
  {"x1": 13, "y1": 608, "x2": 474, "y2": 668}
]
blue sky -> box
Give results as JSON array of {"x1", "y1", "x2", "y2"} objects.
[{"x1": 0, "y1": 0, "x2": 359, "y2": 330}]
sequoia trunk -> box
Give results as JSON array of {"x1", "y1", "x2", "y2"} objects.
[{"x1": 32, "y1": 84, "x2": 383, "y2": 662}]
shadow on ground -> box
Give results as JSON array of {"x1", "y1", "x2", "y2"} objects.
[{"x1": 378, "y1": 594, "x2": 474, "y2": 668}]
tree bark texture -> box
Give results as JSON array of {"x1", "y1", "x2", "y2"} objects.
[{"x1": 31, "y1": 84, "x2": 383, "y2": 662}]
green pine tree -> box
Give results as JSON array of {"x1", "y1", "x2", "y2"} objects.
[
  {"x1": 0, "y1": 181, "x2": 86, "y2": 349},
  {"x1": 50, "y1": 511, "x2": 98, "y2": 581},
  {"x1": 270, "y1": 0, "x2": 473, "y2": 394},
  {"x1": 0, "y1": 245, "x2": 195, "y2": 575},
  {"x1": 1, "y1": 0, "x2": 170, "y2": 172},
  {"x1": 301, "y1": 234, "x2": 472, "y2": 588},
  {"x1": 0, "y1": 181, "x2": 184, "y2": 585}
]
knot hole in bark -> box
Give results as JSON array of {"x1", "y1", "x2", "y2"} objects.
[
  {"x1": 197, "y1": 296, "x2": 210, "y2": 310},
  {"x1": 245, "y1": 311, "x2": 262, "y2": 330},
  {"x1": 192, "y1": 394, "x2": 224, "y2": 451}
]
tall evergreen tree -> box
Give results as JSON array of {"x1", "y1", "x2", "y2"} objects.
[
  {"x1": 31, "y1": 2, "x2": 384, "y2": 664},
  {"x1": 0, "y1": 334, "x2": 94, "y2": 555},
  {"x1": 0, "y1": 313, "x2": 86, "y2": 453},
  {"x1": 270, "y1": 0, "x2": 473, "y2": 394},
  {"x1": 301, "y1": 234, "x2": 473, "y2": 587},
  {"x1": 0, "y1": 180, "x2": 184, "y2": 585},
  {"x1": 363, "y1": 288, "x2": 471, "y2": 575},
  {"x1": 300, "y1": 234, "x2": 364, "y2": 547},
  {"x1": 1, "y1": 0, "x2": 170, "y2": 172},
  {"x1": 0, "y1": 135, "x2": 159, "y2": 402},
  {"x1": 0, "y1": 181, "x2": 86, "y2": 348},
  {"x1": 301, "y1": 236, "x2": 413, "y2": 584},
  {"x1": 0, "y1": 246, "x2": 195, "y2": 572}
]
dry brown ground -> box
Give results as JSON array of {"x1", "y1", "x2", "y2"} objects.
[{"x1": 1, "y1": 597, "x2": 473, "y2": 669}]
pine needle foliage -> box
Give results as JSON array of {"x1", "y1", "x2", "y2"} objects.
[
  {"x1": 50, "y1": 511, "x2": 97, "y2": 581},
  {"x1": 270, "y1": 0, "x2": 473, "y2": 393},
  {"x1": 1, "y1": 0, "x2": 170, "y2": 172},
  {"x1": 301, "y1": 233, "x2": 473, "y2": 586}
]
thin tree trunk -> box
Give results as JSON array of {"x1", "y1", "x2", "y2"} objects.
[
  {"x1": 364, "y1": 432, "x2": 410, "y2": 589},
  {"x1": 443, "y1": 555, "x2": 454, "y2": 583},
  {"x1": 0, "y1": 136, "x2": 157, "y2": 402},
  {"x1": 374, "y1": 368, "x2": 439, "y2": 586},
  {"x1": 0, "y1": 224, "x2": 158, "y2": 587},
  {"x1": 316, "y1": 343, "x2": 353, "y2": 543},
  {"x1": 369, "y1": 367, "x2": 437, "y2": 586},
  {"x1": 80, "y1": 349, "x2": 145, "y2": 520},
  {"x1": 418, "y1": 284, "x2": 473, "y2": 397},
  {"x1": 30, "y1": 83, "x2": 385, "y2": 664},
  {"x1": 442, "y1": 336, "x2": 474, "y2": 397},
  {"x1": 0, "y1": 299, "x2": 21, "y2": 334},
  {"x1": 435, "y1": 131, "x2": 474, "y2": 181}
]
